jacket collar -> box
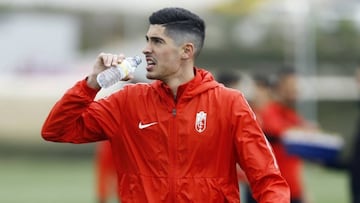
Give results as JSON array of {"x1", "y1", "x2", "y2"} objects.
[{"x1": 151, "y1": 67, "x2": 219, "y2": 103}]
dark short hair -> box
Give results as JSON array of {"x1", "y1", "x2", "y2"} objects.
[
  {"x1": 253, "y1": 74, "x2": 271, "y2": 88},
  {"x1": 271, "y1": 66, "x2": 297, "y2": 87},
  {"x1": 217, "y1": 71, "x2": 241, "y2": 87},
  {"x1": 149, "y1": 7, "x2": 206, "y2": 57}
]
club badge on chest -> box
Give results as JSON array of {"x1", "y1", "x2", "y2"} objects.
[{"x1": 195, "y1": 111, "x2": 207, "y2": 133}]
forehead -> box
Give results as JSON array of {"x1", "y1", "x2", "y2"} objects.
[{"x1": 146, "y1": 24, "x2": 168, "y2": 38}]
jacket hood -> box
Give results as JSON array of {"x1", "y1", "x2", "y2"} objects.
[{"x1": 151, "y1": 68, "x2": 220, "y2": 101}]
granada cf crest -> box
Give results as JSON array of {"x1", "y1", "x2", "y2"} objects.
[{"x1": 195, "y1": 111, "x2": 207, "y2": 133}]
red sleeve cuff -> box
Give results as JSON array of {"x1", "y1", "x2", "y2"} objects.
[{"x1": 80, "y1": 78, "x2": 100, "y2": 98}]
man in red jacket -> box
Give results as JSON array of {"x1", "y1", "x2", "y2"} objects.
[{"x1": 42, "y1": 7, "x2": 289, "y2": 202}]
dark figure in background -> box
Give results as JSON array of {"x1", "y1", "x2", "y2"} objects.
[{"x1": 350, "y1": 66, "x2": 360, "y2": 203}]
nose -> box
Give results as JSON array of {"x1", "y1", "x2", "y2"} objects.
[{"x1": 142, "y1": 43, "x2": 152, "y2": 55}]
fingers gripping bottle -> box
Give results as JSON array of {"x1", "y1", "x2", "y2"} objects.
[{"x1": 96, "y1": 56, "x2": 142, "y2": 88}]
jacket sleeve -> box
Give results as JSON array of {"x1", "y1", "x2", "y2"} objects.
[
  {"x1": 232, "y1": 94, "x2": 290, "y2": 203},
  {"x1": 41, "y1": 79, "x2": 112, "y2": 143}
]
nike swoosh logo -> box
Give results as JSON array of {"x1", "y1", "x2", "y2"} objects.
[{"x1": 138, "y1": 122, "x2": 158, "y2": 129}]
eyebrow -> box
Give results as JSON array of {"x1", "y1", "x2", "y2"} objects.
[{"x1": 145, "y1": 35, "x2": 165, "y2": 43}]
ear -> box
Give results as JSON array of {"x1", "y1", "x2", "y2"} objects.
[{"x1": 181, "y1": 43, "x2": 194, "y2": 59}]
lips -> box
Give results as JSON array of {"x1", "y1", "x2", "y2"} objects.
[
  {"x1": 146, "y1": 57, "x2": 156, "y2": 65},
  {"x1": 146, "y1": 57, "x2": 156, "y2": 70}
]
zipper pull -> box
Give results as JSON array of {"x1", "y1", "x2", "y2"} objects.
[{"x1": 172, "y1": 108, "x2": 176, "y2": 116}]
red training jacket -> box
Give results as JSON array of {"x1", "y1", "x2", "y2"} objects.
[{"x1": 42, "y1": 68, "x2": 289, "y2": 203}]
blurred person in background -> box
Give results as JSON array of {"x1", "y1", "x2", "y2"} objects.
[
  {"x1": 41, "y1": 7, "x2": 290, "y2": 202},
  {"x1": 245, "y1": 73, "x2": 274, "y2": 203},
  {"x1": 95, "y1": 141, "x2": 117, "y2": 203},
  {"x1": 250, "y1": 74, "x2": 273, "y2": 126},
  {"x1": 259, "y1": 67, "x2": 315, "y2": 203},
  {"x1": 350, "y1": 65, "x2": 360, "y2": 203}
]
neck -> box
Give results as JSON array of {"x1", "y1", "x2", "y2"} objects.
[
  {"x1": 164, "y1": 63, "x2": 195, "y2": 97},
  {"x1": 279, "y1": 98, "x2": 296, "y2": 109}
]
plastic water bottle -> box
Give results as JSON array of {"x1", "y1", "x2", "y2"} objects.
[{"x1": 96, "y1": 56, "x2": 142, "y2": 88}]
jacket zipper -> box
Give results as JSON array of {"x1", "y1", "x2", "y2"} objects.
[{"x1": 169, "y1": 108, "x2": 177, "y2": 202}]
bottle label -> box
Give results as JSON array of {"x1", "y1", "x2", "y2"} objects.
[{"x1": 118, "y1": 61, "x2": 132, "y2": 79}]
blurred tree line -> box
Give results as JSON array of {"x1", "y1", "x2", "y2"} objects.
[{"x1": 1, "y1": 5, "x2": 359, "y2": 74}]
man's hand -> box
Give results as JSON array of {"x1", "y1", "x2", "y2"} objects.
[{"x1": 87, "y1": 53, "x2": 126, "y2": 89}]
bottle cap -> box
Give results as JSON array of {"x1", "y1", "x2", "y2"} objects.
[{"x1": 133, "y1": 56, "x2": 142, "y2": 66}]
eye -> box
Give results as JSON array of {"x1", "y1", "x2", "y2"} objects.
[
  {"x1": 153, "y1": 38, "x2": 162, "y2": 44},
  {"x1": 150, "y1": 37, "x2": 165, "y2": 45}
]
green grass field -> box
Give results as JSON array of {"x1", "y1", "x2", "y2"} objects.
[
  {"x1": 304, "y1": 163, "x2": 350, "y2": 203},
  {"x1": 0, "y1": 157, "x2": 95, "y2": 203},
  {"x1": 0, "y1": 156, "x2": 350, "y2": 203}
]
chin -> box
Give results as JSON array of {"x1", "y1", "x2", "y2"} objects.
[{"x1": 146, "y1": 73, "x2": 157, "y2": 80}]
